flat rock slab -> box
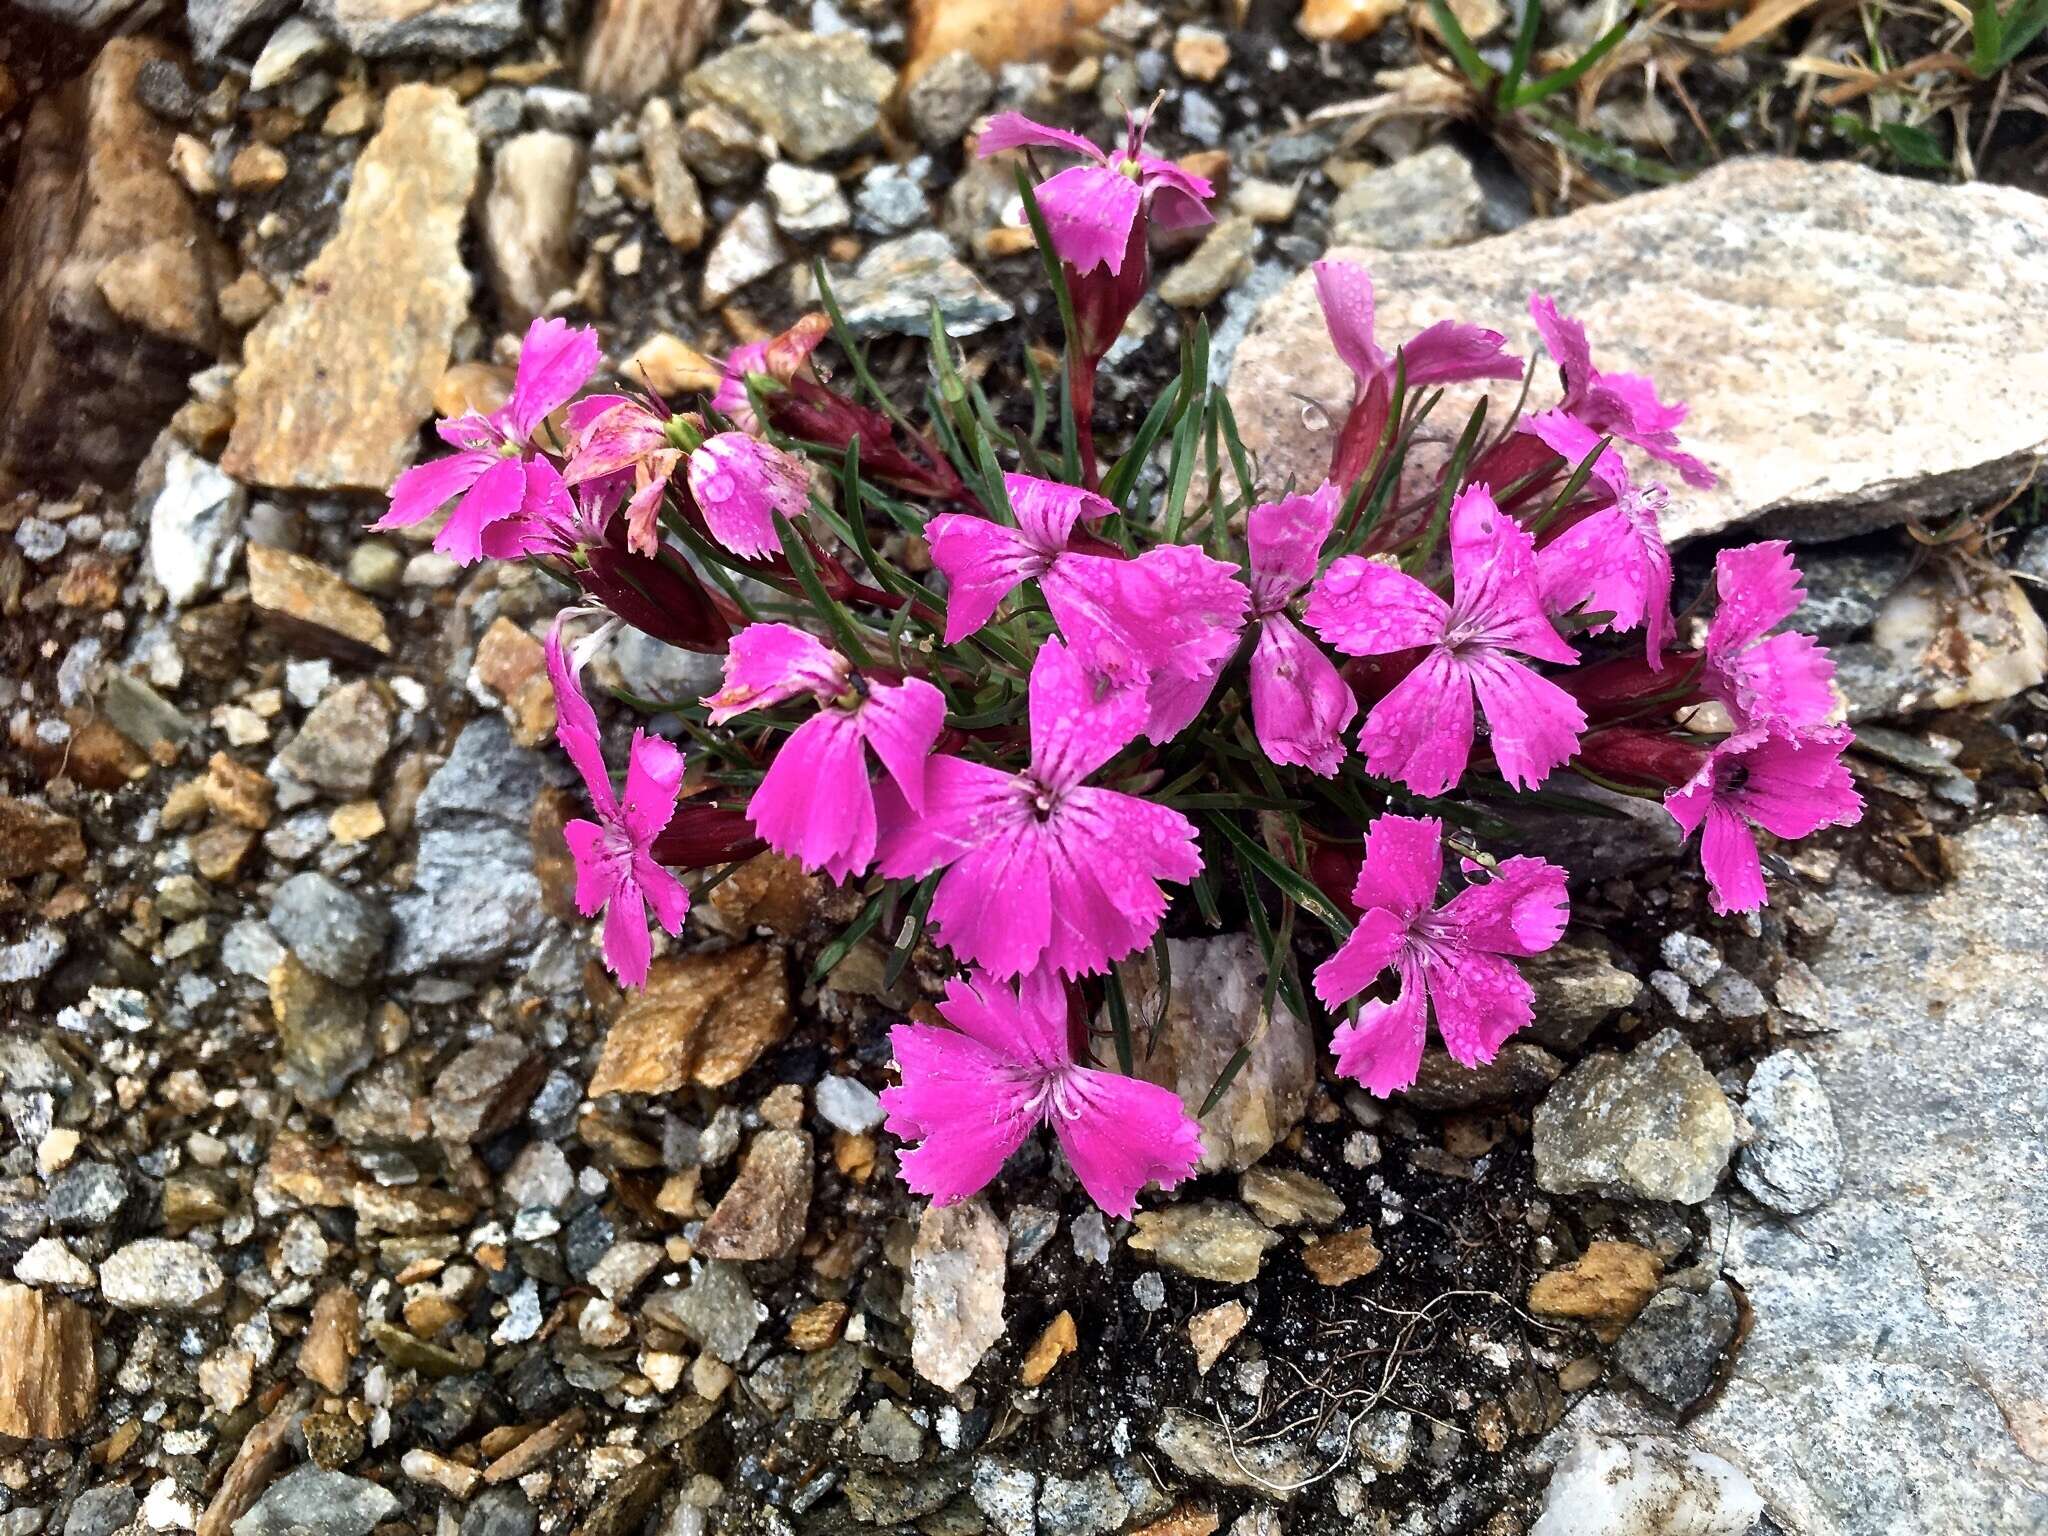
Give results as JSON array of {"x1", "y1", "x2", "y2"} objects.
[
  {"x1": 1229, "y1": 158, "x2": 2048, "y2": 543},
  {"x1": 223, "y1": 82, "x2": 477, "y2": 492},
  {"x1": 1545, "y1": 815, "x2": 2048, "y2": 1535}
]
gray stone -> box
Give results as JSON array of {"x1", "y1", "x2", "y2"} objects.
[
  {"x1": 609, "y1": 628, "x2": 724, "y2": 704},
  {"x1": 1152, "y1": 1408, "x2": 1315, "y2": 1501},
  {"x1": 232, "y1": 1469, "x2": 400, "y2": 1536},
  {"x1": 418, "y1": 717, "x2": 545, "y2": 825},
  {"x1": 2019, "y1": 526, "x2": 2048, "y2": 590},
  {"x1": 1352, "y1": 1408, "x2": 1413, "y2": 1473},
  {"x1": 1327, "y1": 145, "x2": 1486, "y2": 252},
  {"x1": 268, "y1": 871, "x2": 390, "y2": 986},
  {"x1": 684, "y1": 34, "x2": 893, "y2": 162},
  {"x1": 1232, "y1": 159, "x2": 2048, "y2": 544},
  {"x1": 460, "y1": 1488, "x2": 536, "y2": 1536},
  {"x1": 763, "y1": 162, "x2": 851, "y2": 238},
  {"x1": 0, "y1": 927, "x2": 66, "y2": 984},
  {"x1": 814, "y1": 1074, "x2": 883, "y2": 1134},
  {"x1": 189, "y1": 0, "x2": 289, "y2": 58},
  {"x1": 101, "y1": 1238, "x2": 225, "y2": 1312},
  {"x1": 429, "y1": 1033, "x2": 539, "y2": 1143},
  {"x1": 1532, "y1": 1435, "x2": 1763, "y2": 1536},
  {"x1": 1123, "y1": 934, "x2": 1318, "y2": 1174},
  {"x1": 639, "y1": 99, "x2": 706, "y2": 252},
  {"x1": 222, "y1": 919, "x2": 287, "y2": 980},
  {"x1": 1524, "y1": 935, "x2": 1643, "y2": 1052},
  {"x1": 643, "y1": 1260, "x2": 764, "y2": 1363},
  {"x1": 855, "y1": 164, "x2": 929, "y2": 235},
  {"x1": 793, "y1": 1342, "x2": 862, "y2": 1421},
  {"x1": 971, "y1": 1461, "x2": 1037, "y2": 1536},
  {"x1": 1737, "y1": 1050, "x2": 1842, "y2": 1215},
  {"x1": 1614, "y1": 1282, "x2": 1740, "y2": 1411},
  {"x1": 699, "y1": 203, "x2": 782, "y2": 308},
  {"x1": 1534, "y1": 1030, "x2": 1737, "y2": 1205},
  {"x1": 1037, "y1": 1469, "x2": 1128, "y2": 1536},
  {"x1": 905, "y1": 50, "x2": 993, "y2": 148},
  {"x1": 44, "y1": 1162, "x2": 128, "y2": 1229},
  {"x1": 102, "y1": 673, "x2": 191, "y2": 754},
  {"x1": 1788, "y1": 544, "x2": 1911, "y2": 641},
  {"x1": 858, "y1": 1401, "x2": 925, "y2": 1464},
  {"x1": 1547, "y1": 816, "x2": 2048, "y2": 1534},
  {"x1": 148, "y1": 448, "x2": 246, "y2": 607},
  {"x1": 1403, "y1": 1041, "x2": 1562, "y2": 1109},
  {"x1": 1128, "y1": 1201, "x2": 1279, "y2": 1284},
  {"x1": 908, "y1": 1198, "x2": 1006, "y2": 1392},
  {"x1": 304, "y1": 0, "x2": 525, "y2": 58},
  {"x1": 831, "y1": 231, "x2": 1013, "y2": 338},
  {"x1": 64, "y1": 1486, "x2": 138, "y2": 1536},
  {"x1": 249, "y1": 16, "x2": 332, "y2": 90}
]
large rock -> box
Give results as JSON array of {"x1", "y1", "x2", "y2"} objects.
[
  {"x1": 1120, "y1": 934, "x2": 1318, "y2": 1174},
  {"x1": 482, "y1": 131, "x2": 583, "y2": 328},
  {"x1": 1545, "y1": 817, "x2": 2048, "y2": 1534},
  {"x1": 223, "y1": 84, "x2": 478, "y2": 492},
  {"x1": 304, "y1": 0, "x2": 525, "y2": 57},
  {"x1": 1229, "y1": 159, "x2": 2048, "y2": 543},
  {"x1": 908, "y1": 1198, "x2": 1005, "y2": 1392},
  {"x1": 580, "y1": 0, "x2": 723, "y2": 103},
  {"x1": 0, "y1": 39, "x2": 232, "y2": 488},
  {"x1": 683, "y1": 34, "x2": 893, "y2": 163},
  {"x1": 1532, "y1": 1029, "x2": 1736, "y2": 1205}
]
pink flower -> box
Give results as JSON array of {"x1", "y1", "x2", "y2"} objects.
[
  {"x1": 1525, "y1": 410, "x2": 1675, "y2": 665},
  {"x1": 704, "y1": 624, "x2": 944, "y2": 883},
  {"x1": 881, "y1": 967, "x2": 1203, "y2": 1218},
  {"x1": 376, "y1": 318, "x2": 602, "y2": 564},
  {"x1": 685, "y1": 432, "x2": 811, "y2": 561},
  {"x1": 545, "y1": 621, "x2": 691, "y2": 986},
  {"x1": 712, "y1": 313, "x2": 830, "y2": 435},
  {"x1": 1313, "y1": 815, "x2": 1567, "y2": 1096},
  {"x1": 1304, "y1": 486, "x2": 1586, "y2": 794},
  {"x1": 1702, "y1": 542, "x2": 1837, "y2": 748},
  {"x1": 876, "y1": 638, "x2": 1202, "y2": 978},
  {"x1": 978, "y1": 110, "x2": 1213, "y2": 275},
  {"x1": 482, "y1": 463, "x2": 622, "y2": 561},
  {"x1": 1666, "y1": 727, "x2": 1861, "y2": 914},
  {"x1": 1242, "y1": 483, "x2": 1357, "y2": 775},
  {"x1": 1529, "y1": 295, "x2": 1715, "y2": 489},
  {"x1": 928, "y1": 475, "x2": 1247, "y2": 731}
]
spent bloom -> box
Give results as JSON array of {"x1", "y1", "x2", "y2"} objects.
[
  {"x1": 546, "y1": 620, "x2": 691, "y2": 986},
  {"x1": 1314, "y1": 815, "x2": 1568, "y2": 1095},
  {"x1": 377, "y1": 318, "x2": 601, "y2": 564},
  {"x1": 704, "y1": 624, "x2": 944, "y2": 883},
  {"x1": 1306, "y1": 486, "x2": 1586, "y2": 795},
  {"x1": 1530, "y1": 294, "x2": 1715, "y2": 489},
  {"x1": 877, "y1": 639, "x2": 1202, "y2": 979},
  {"x1": 978, "y1": 109, "x2": 1213, "y2": 276},
  {"x1": 1242, "y1": 483, "x2": 1357, "y2": 776},
  {"x1": 1667, "y1": 728, "x2": 1861, "y2": 915},
  {"x1": 883, "y1": 968, "x2": 1202, "y2": 1218}
]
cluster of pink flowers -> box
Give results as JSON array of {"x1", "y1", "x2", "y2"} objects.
[{"x1": 379, "y1": 109, "x2": 1860, "y2": 1220}]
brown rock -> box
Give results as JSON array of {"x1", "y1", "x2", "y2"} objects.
[
  {"x1": 482, "y1": 130, "x2": 583, "y2": 328},
  {"x1": 217, "y1": 269, "x2": 277, "y2": 330},
  {"x1": 0, "y1": 1283, "x2": 97, "y2": 1439},
  {"x1": 706, "y1": 852, "x2": 824, "y2": 937},
  {"x1": 198, "y1": 1393, "x2": 302, "y2": 1536},
  {"x1": 0, "y1": 39, "x2": 232, "y2": 487},
  {"x1": 228, "y1": 142, "x2": 289, "y2": 191},
  {"x1": 623, "y1": 332, "x2": 721, "y2": 399},
  {"x1": 640, "y1": 99, "x2": 706, "y2": 253},
  {"x1": 246, "y1": 544, "x2": 392, "y2": 658},
  {"x1": 473, "y1": 617, "x2": 554, "y2": 747},
  {"x1": 350, "y1": 1182, "x2": 476, "y2": 1235},
  {"x1": 204, "y1": 750, "x2": 275, "y2": 829},
  {"x1": 189, "y1": 822, "x2": 259, "y2": 883},
  {"x1": 588, "y1": 946, "x2": 792, "y2": 1095},
  {"x1": 580, "y1": 0, "x2": 724, "y2": 104},
  {"x1": 1296, "y1": 0, "x2": 1402, "y2": 41},
  {"x1": 904, "y1": 0, "x2": 1115, "y2": 88},
  {"x1": 1527, "y1": 1240, "x2": 1663, "y2": 1341},
  {"x1": 263, "y1": 1132, "x2": 360, "y2": 1207},
  {"x1": 1403, "y1": 1042, "x2": 1563, "y2": 1110},
  {"x1": 1129, "y1": 1202, "x2": 1280, "y2": 1284},
  {"x1": 1186, "y1": 1301, "x2": 1247, "y2": 1375},
  {"x1": 1301, "y1": 1228, "x2": 1383, "y2": 1286},
  {"x1": 1019, "y1": 1309, "x2": 1077, "y2": 1387},
  {"x1": 482, "y1": 1407, "x2": 584, "y2": 1484},
  {"x1": 223, "y1": 83, "x2": 478, "y2": 492},
  {"x1": 788, "y1": 1300, "x2": 848, "y2": 1351},
  {"x1": 697, "y1": 1129, "x2": 811, "y2": 1260},
  {"x1": 1230, "y1": 159, "x2": 2048, "y2": 544},
  {"x1": 0, "y1": 797, "x2": 86, "y2": 879},
  {"x1": 300, "y1": 1286, "x2": 359, "y2": 1392},
  {"x1": 1131, "y1": 1505, "x2": 1221, "y2": 1536},
  {"x1": 433, "y1": 360, "x2": 513, "y2": 419}
]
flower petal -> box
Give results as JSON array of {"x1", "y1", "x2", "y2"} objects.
[
  {"x1": 508, "y1": 318, "x2": 603, "y2": 442},
  {"x1": 1329, "y1": 954, "x2": 1429, "y2": 1096},
  {"x1": 1421, "y1": 947, "x2": 1535, "y2": 1067},
  {"x1": 1054, "y1": 1067, "x2": 1205, "y2": 1218},
  {"x1": 1436, "y1": 855, "x2": 1568, "y2": 957},
  {"x1": 1357, "y1": 649, "x2": 1476, "y2": 796},
  {"x1": 1399, "y1": 319, "x2": 1523, "y2": 388},
  {"x1": 1351, "y1": 812, "x2": 1443, "y2": 921},
  {"x1": 1312, "y1": 904, "x2": 1409, "y2": 1009},
  {"x1": 619, "y1": 728, "x2": 686, "y2": 846},
  {"x1": 688, "y1": 433, "x2": 808, "y2": 559},
  {"x1": 926, "y1": 513, "x2": 1049, "y2": 644},
  {"x1": 1036, "y1": 164, "x2": 1145, "y2": 275},
  {"x1": 437, "y1": 455, "x2": 530, "y2": 565},
  {"x1": 1313, "y1": 259, "x2": 1388, "y2": 389},
  {"x1": 882, "y1": 1021, "x2": 1040, "y2": 1207},
  {"x1": 1246, "y1": 483, "x2": 1340, "y2": 611},
  {"x1": 749, "y1": 711, "x2": 879, "y2": 882},
  {"x1": 1447, "y1": 486, "x2": 1578, "y2": 667},
  {"x1": 600, "y1": 882, "x2": 655, "y2": 986},
  {"x1": 1304, "y1": 555, "x2": 1448, "y2": 657},
  {"x1": 1697, "y1": 799, "x2": 1768, "y2": 914},
  {"x1": 1027, "y1": 635, "x2": 1151, "y2": 790},
  {"x1": 563, "y1": 817, "x2": 615, "y2": 918},
  {"x1": 1465, "y1": 653, "x2": 1585, "y2": 791},
  {"x1": 857, "y1": 677, "x2": 946, "y2": 815},
  {"x1": 977, "y1": 112, "x2": 1107, "y2": 161},
  {"x1": 376, "y1": 450, "x2": 491, "y2": 530},
  {"x1": 546, "y1": 622, "x2": 617, "y2": 818},
  {"x1": 702, "y1": 622, "x2": 847, "y2": 723},
  {"x1": 1249, "y1": 616, "x2": 1356, "y2": 777}
]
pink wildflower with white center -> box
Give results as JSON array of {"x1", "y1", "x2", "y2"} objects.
[
  {"x1": 704, "y1": 624, "x2": 944, "y2": 883},
  {"x1": 1529, "y1": 294, "x2": 1716, "y2": 490},
  {"x1": 1313, "y1": 814, "x2": 1568, "y2": 1096},
  {"x1": 376, "y1": 318, "x2": 602, "y2": 564},
  {"x1": 1524, "y1": 409, "x2": 1676, "y2": 665},
  {"x1": 875, "y1": 638, "x2": 1203, "y2": 978},
  {"x1": 1701, "y1": 541, "x2": 1838, "y2": 748},
  {"x1": 1304, "y1": 486, "x2": 1586, "y2": 795},
  {"x1": 1241, "y1": 483, "x2": 1357, "y2": 776},
  {"x1": 881, "y1": 967, "x2": 1204, "y2": 1218},
  {"x1": 978, "y1": 110, "x2": 1214, "y2": 276},
  {"x1": 684, "y1": 432, "x2": 811, "y2": 561},
  {"x1": 1666, "y1": 726, "x2": 1861, "y2": 914},
  {"x1": 545, "y1": 620, "x2": 691, "y2": 986},
  {"x1": 928, "y1": 474, "x2": 1246, "y2": 735}
]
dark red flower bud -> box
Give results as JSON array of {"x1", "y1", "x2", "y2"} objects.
[
  {"x1": 1560, "y1": 651, "x2": 1704, "y2": 722},
  {"x1": 1575, "y1": 727, "x2": 1709, "y2": 791},
  {"x1": 649, "y1": 804, "x2": 766, "y2": 869}
]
